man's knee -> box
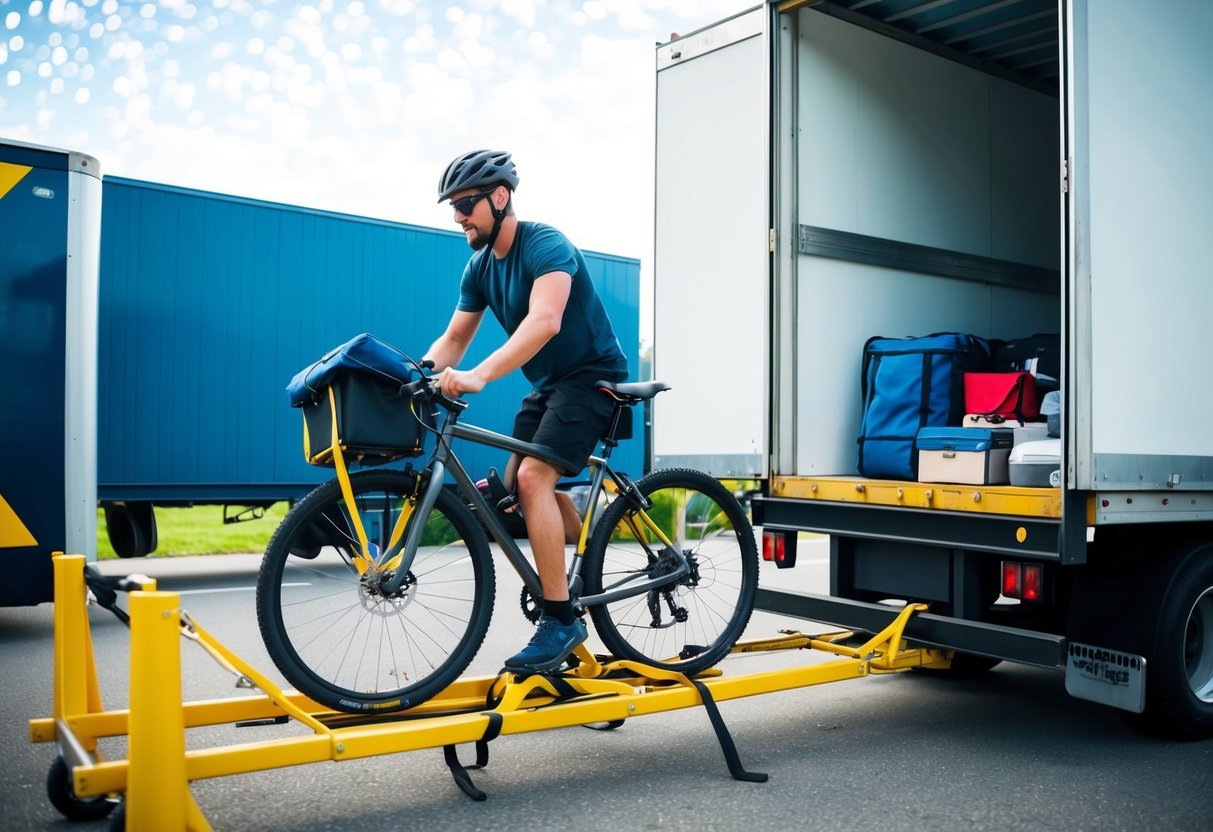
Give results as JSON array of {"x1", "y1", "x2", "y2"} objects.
[{"x1": 515, "y1": 457, "x2": 560, "y2": 502}]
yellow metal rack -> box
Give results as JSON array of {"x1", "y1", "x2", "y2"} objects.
[{"x1": 30, "y1": 553, "x2": 950, "y2": 830}]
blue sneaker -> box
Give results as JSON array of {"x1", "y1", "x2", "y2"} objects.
[{"x1": 504, "y1": 616, "x2": 588, "y2": 673}]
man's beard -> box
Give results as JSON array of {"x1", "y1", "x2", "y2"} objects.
[{"x1": 467, "y1": 226, "x2": 489, "y2": 251}]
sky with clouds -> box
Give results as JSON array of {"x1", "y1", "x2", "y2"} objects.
[{"x1": 1, "y1": 0, "x2": 755, "y2": 322}]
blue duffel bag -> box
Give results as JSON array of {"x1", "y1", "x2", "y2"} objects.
[{"x1": 857, "y1": 332, "x2": 992, "y2": 480}]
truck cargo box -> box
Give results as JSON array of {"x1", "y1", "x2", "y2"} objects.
[{"x1": 654, "y1": 1, "x2": 1213, "y2": 739}]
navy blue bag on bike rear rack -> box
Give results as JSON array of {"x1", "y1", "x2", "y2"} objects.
[
  {"x1": 286, "y1": 332, "x2": 433, "y2": 468},
  {"x1": 857, "y1": 333, "x2": 992, "y2": 480}
]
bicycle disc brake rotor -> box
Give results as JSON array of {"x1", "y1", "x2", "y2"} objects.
[{"x1": 359, "y1": 570, "x2": 417, "y2": 617}]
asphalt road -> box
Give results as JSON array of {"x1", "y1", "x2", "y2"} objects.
[{"x1": 3, "y1": 541, "x2": 1211, "y2": 831}]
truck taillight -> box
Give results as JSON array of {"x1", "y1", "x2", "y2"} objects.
[
  {"x1": 1002, "y1": 561, "x2": 1021, "y2": 597},
  {"x1": 1022, "y1": 563, "x2": 1043, "y2": 601},
  {"x1": 1001, "y1": 560, "x2": 1044, "y2": 601},
  {"x1": 762, "y1": 529, "x2": 797, "y2": 569}
]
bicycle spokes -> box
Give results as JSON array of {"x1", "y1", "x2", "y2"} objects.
[{"x1": 583, "y1": 469, "x2": 759, "y2": 674}]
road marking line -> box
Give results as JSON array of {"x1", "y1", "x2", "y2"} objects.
[{"x1": 177, "y1": 582, "x2": 309, "y2": 596}]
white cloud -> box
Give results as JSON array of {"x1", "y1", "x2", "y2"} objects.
[{"x1": 0, "y1": 0, "x2": 758, "y2": 339}]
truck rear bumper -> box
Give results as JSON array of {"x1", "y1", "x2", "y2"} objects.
[
  {"x1": 756, "y1": 587, "x2": 1066, "y2": 668},
  {"x1": 755, "y1": 492, "x2": 1062, "y2": 559}
]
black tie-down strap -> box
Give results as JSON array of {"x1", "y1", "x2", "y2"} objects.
[
  {"x1": 443, "y1": 671, "x2": 593, "y2": 800},
  {"x1": 442, "y1": 671, "x2": 766, "y2": 800},
  {"x1": 443, "y1": 711, "x2": 503, "y2": 801},
  {"x1": 687, "y1": 677, "x2": 768, "y2": 783},
  {"x1": 83, "y1": 565, "x2": 132, "y2": 626}
]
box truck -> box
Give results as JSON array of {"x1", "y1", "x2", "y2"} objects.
[{"x1": 653, "y1": 1, "x2": 1213, "y2": 738}]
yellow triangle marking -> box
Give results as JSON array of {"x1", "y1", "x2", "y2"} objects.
[
  {"x1": 0, "y1": 493, "x2": 38, "y2": 548},
  {"x1": 0, "y1": 162, "x2": 34, "y2": 201}
]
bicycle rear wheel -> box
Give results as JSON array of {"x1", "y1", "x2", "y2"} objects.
[
  {"x1": 582, "y1": 468, "x2": 758, "y2": 674},
  {"x1": 256, "y1": 470, "x2": 495, "y2": 713}
]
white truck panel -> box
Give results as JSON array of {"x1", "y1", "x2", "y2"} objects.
[
  {"x1": 65, "y1": 162, "x2": 102, "y2": 562},
  {"x1": 653, "y1": 10, "x2": 768, "y2": 477},
  {"x1": 1070, "y1": 0, "x2": 1213, "y2": 487},
  {"x1": 797, "y1": 12, "x2": 1057, "y2": 268}
]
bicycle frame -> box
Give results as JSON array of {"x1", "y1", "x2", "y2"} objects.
[{"x1": 339, "y1": 393, "x2": 686, "y2": 610}]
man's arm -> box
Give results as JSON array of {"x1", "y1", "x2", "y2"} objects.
[
  {"x1": 437, "y1": 271, "x2": 572, "y2": 397},
  {"x1": 424, "y1": 309, "x2": 483, "y2": 371}
]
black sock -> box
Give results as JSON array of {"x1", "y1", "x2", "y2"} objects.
[{"x1": 545, "y1": 599, "x2": 574, "y2": 625}]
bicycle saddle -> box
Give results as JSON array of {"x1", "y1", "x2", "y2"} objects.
[{"x1": 595, "y1": 380, "x2": 671, "y2": 403}]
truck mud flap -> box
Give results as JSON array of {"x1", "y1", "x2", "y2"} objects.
[{"x1": 1064, "y1": 642, "x2": 1146, "y2": 714}]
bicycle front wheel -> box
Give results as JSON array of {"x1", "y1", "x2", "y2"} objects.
[
  {"x1": 582, "y1": 468, "x2": 758, "y2": 674},
  {"x1": 256, "y1": 470, "x2": 495, "y2": 713}
]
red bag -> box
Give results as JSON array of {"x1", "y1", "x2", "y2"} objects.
[{"x1": 964, "y1": 372, "x2": 1040, "y2": 421}]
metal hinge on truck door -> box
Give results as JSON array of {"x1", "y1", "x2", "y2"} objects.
[
  {"x1": 768, "y1": 228, "x2": 776, "y2": 252},
  {"x1": 1061, "y1": 157, "x2": 1071, "y2": 194}
]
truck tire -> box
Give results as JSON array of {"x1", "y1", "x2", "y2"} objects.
[
  {"x1": 1136, "y1": 542, "x2": 1213, "y2": 740},
  {"x1": 102, "y1": 502, "x2": 157, "y2": 558}
]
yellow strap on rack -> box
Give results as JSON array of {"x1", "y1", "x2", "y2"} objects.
[{"x1": 328, "y1": 386, "x2": 373, "y2": 574}]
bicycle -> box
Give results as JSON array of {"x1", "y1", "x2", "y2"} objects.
[{"x1": 256, "y1": 354, "x2": 758, "y2": 715}]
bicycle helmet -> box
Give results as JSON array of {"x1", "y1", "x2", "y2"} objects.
[{"x1": 437, "y1": 149, "x2": 519, "y2": 202}]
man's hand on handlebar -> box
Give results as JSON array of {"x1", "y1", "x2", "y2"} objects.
[{"x1": 435, "y1": 367, "x2": 487, "y2": 398}]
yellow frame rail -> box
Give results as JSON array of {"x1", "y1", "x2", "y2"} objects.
[{"x1": 31, "y1": 554, "x2": 950, "y2": 830}]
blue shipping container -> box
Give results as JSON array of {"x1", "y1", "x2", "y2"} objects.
[{"x1": 97, "y1": 177, "x2": 641, "y2": 544}]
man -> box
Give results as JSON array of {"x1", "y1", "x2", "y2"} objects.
[{"x1": 423, "y1": 149, "x2": 629, "y2": 673}]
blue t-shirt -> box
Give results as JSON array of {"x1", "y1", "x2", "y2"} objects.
[{"x1": 457, "y1": 221, "x2": 628, "y2": 392}]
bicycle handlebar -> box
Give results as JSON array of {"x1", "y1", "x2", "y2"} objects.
[{"x1": 402, "y1": 364, "x2": 466, "y2": 414}]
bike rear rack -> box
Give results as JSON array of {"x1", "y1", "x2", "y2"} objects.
[{"x1": 30, "y1": 553, "x2": 950, "y2": 830}]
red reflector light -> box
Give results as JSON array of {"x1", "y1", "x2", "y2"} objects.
[
  {"x1": 1023, "y1": 564, "x2": 1043, "y2": 601},
  {"x1": 761, "y1": 530, "x2": 797, "y2": 568},
  {"x1": 762, "y1": 531, "x2": 780, "y2": 562},
  {"x1": 1002, "y1": 561, "x2": 1021, "y2": 598}
]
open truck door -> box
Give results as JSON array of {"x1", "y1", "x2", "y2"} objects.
[{"x1": 653, "y1": 7, "x2": 770, "y2": 479}]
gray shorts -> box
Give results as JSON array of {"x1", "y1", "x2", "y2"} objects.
[{"x1": 511, "y1": 372, "x2": 618, "y2": 476}]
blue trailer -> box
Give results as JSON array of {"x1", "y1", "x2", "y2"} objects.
[
  {"x1": 0, "y1": 139, "x2": 102, "y2": 604},
  {"x1": 96, "y1": 176, "x2": 642, "y2": 557}
]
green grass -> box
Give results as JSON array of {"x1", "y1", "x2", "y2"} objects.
[{"x1": 96, "y1": 504, "x2": 289, "y2": 560}]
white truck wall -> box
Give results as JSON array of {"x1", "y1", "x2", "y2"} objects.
[
  {"x1": 790, "y1": 10, "x2": 1060, "y2": 476},
  {"x1": 653, "y1": 9, "x2": 768, "y2": 477},
  {"x1": 797, "y1": 12, "x2": 1058, "y2": 268},
  {"x1": 1070, "y1": 0, "x2": 1213, "y2": 489}
]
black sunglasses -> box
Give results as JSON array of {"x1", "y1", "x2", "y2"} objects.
[{"x1": 451, "y1": 190, "x2": 494, "y2": 216}]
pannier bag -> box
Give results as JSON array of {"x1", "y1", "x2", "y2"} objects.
[
  {"x1": 964, "y1": 371, "x2": 1040, "y2": 422},
  {"x1": 857, "y1": 332, "x2": 992, "y2": 480},
  {"x1": 286, "y1": 333, "x2": 433, "y2": 467}
]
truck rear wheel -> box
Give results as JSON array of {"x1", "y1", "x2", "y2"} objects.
[
  {"x1": 1136, "y1": 543, "x2": 1213, "y2": 739},
  {"x1": 102, "y1": 502, "x2": 157, "y2": 558}
]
